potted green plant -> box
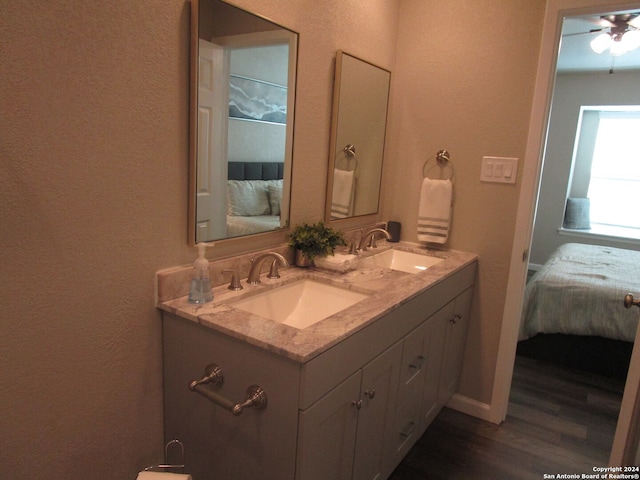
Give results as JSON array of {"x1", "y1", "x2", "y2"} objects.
[{"x1": 288, "y1": 221, "x2": 347, "y2": 267}]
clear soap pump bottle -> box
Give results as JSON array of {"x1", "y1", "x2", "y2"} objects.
[{"x1": 188, "y1": 242, "x2": 214, "y2": 304}]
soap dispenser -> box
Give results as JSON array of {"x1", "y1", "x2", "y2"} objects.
[{"x1": 188, "y1": 242, "x2": 214, "y2": 304}]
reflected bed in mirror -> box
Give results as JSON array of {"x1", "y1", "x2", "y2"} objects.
[
  {"x1": 325, "y1": 51, "x2": 391, "y2": 222},
  {"x1": 189, "y1": 0, "x2": 298, "y2": 244}
]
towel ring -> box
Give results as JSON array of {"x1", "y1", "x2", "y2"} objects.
[
  {"x1": 423, "y1": 149, "x2": 454, "y2": 182},
  {"x1": 336, "y1": 144, "x2": 358, "y2": 173}
]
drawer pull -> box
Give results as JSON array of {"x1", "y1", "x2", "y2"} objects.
[
  {"x1": 364, "y1": 389, "x2": 376, "y2": 399},
  {"x1": 400, "y1": 421, "x2": 416, "y2": 438},
  {"x1": 409, "y1": 355, "x2": 426, "y2": 370}
]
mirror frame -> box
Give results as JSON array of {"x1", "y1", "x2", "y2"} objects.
[
  {"x1": 325, "y1": 50, "x2": 391, "y2": 226},
  {"x1": 188, "y1": 0, "x2": 298, "y2": 247}
]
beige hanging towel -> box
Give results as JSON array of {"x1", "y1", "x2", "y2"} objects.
[
  {"x1": 417, "y1": 178, "x2": 453, "y2": 244},
  {"x1": 331, "y1": 168, "x2": 355, "y2": 218}
]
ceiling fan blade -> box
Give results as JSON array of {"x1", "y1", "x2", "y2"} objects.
[
  {"x1": 562, "y1": 28, "x2": 604, "y2": 37},
  {"x1": 629, "y1": 15, "x2": 640, "y2": 28},
  {"x1": 597, "y1": 16, "x2": 616, "y2": 28}
]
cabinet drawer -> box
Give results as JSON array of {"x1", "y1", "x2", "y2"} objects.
[
  {"x1": 388, "y1": 389, "x2": 423, "y2": 470},
  {"x1": 397, "y1": 299, "x2": 454, "y2": 406}
]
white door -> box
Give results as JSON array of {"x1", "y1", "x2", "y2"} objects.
[
  {"x1": 196, "y1": 39, "x2": 228, "y2": 242},
  {"x1": 610, "y1": 296, "x2": 640, "y2": 466}
]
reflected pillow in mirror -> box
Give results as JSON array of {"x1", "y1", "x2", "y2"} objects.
[
  {"x1": 227, "y1": 180, "x2": 271, "y2": 216},
  {"x1": 268, "y1": 181, "x2": 283, "y2": 216}
]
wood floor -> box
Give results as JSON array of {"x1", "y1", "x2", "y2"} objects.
[{"x1": 389, "y1": 355, "x2": 625, "y2": 480}]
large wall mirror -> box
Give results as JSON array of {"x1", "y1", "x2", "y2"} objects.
[
  {"x1": 325, "y1": 51, "x2": 391, "y2": 222},
  {"x1": 189, "y1": 0, "x2": 298, "y2": 244}
]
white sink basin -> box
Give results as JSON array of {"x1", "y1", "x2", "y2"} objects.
[
  {"x1": 231, "y1": 280, "x2": 368, "y2": 330},
  {"x1": 359, "y1": 249, "x2": 443, "y2": 274}
]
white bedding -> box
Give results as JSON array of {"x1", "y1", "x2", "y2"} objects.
[
  {"x1": 519, "y1": 243, "x2": 640, "y2": 343},
  {"x1": 226, "y1": 215, "x2": 281, "y2": 237}
]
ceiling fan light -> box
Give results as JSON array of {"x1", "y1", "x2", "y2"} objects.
[
  {"x1": 609, "y1": 37, "x2": 627, "y2": 56},
  {"x1": 590, "y1": 32, "x2": 611, "y2": 53},
  {"x1": 622, "y1": 30, "x2": 640, "y2": 52}
]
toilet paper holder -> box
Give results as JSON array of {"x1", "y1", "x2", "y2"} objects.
[
  {"x1": 189, "y1": 363, "x2": 268, "y2": 416},
  {"x1": 143, "y1": 439, "x2": 185, "y2": 473}
]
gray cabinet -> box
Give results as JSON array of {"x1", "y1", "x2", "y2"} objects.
[
  {"x1": 162, "y1": 318, "x2": 300, "y2": 480},
  {"x1": 437, "y1": 287, "x2": 473, "y2": 406},
  {"x1": 389, "y1": 301, "x2": 451, "y2": 467},
  {"x1": 297, "y1": 342, "x2": 402, "y2": 480},
  {"x1": 162, "y1": 261, "x2": 476, "y2": 480}
]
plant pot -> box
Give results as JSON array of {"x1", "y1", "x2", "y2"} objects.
[{"x1": 295, "y1": 249, "x2": 312, "y2": 267}]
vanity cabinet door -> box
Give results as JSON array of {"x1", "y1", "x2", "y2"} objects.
[
  {"x1": 438, "y1": 287, "x2": 473, "y2": 406},
  {"x1": 422, "y1": 300, "x2": 453, "y2": 427},
  {"x1": 353, "y1": 341, "x2": 403, "y2": 480},
  {"x1": 296, "y1": 372, "x2": 361, "y2": 480},
  {"x1": 297, "y1": 342, "x2": 403, "y2": 480}
]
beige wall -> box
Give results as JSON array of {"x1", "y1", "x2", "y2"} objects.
[
  {"x1": 387, "y1": 0, "x2": 544, "y2": 403},
  {"x1": 0, "y1": 0, "x2": 543, "y2": 477}
]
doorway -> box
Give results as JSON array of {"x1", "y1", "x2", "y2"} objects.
[{"x1": 491, "y1": 0, "x2": 640, "y2": 463}]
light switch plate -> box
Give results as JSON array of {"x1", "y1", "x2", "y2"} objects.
[{"x1": 480, "y1": 156, "x2": 518, "y2": 184}]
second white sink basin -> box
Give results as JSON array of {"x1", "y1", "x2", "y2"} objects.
[
  {"x1": 231, "y1": 280, "x2": 368, "y2": 330},
  {"x1": 359, "y1": 249, "x2": 443, "y2": 274}
]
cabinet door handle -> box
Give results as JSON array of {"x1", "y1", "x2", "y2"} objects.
[
  {"x1": 352, "y1": 399, "x2": 362, "y2": 409},
  {"x1": 450, "y1": 314, "x2": 462, "y2": 324},
  {"x1": 400, "y1": 421, "x2": 416, "y2": 438},
  {"x1": 364, "y1": 389, "x2": 376, "y2": 399},
  {"x1": 624, "y1": 293, "x2": 640, "y2": 310},
  {"x1": 409, "y1": 355, "x2": 426, "y2": 369}
]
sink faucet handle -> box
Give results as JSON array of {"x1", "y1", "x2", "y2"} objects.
[{"x1": 222, "y1": 269, "x2": 243, "y2": 291}]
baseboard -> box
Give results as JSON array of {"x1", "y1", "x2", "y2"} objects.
[{"x1": 446, "y1": 393, "x2": 493, "y2": 423}]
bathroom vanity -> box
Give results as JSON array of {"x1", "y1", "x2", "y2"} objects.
[{"x1": 158, "y1": 246, "x2": 477, "y2": 480}]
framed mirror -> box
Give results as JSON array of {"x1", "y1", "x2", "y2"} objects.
[
  {"x1": 325, "y1": 51, "x2": 391, "y2": 222},
  {"x1": 189, "y1": 0, "x2": 298, "y2": 244}
]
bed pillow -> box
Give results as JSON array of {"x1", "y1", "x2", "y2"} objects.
[
  {"x1": 268, "y1": 180, "x2": 283, "y2": 216},
  {"x1": 563, "y1": 197, "x2": 591, "y2": 229},
  {"x1": 227, "y1": 180, "x2": 271, "y2": 216}
]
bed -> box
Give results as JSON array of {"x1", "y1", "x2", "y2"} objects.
[
  {"x1": 518, "y1": 243, "x2": 639, "y2": 378},
  {"x1": 226, "y1": 162, "x2": 284, "y2": 237}
]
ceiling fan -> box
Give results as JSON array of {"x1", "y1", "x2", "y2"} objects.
[{"x1": 564, "y1": 13, "x2": 640, "y2": 56}]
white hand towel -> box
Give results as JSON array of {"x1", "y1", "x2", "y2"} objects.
[
  {"x1": 331, "y1": 169, "x2": 355, "y2": 218},
  {"x1": 417, "y1": 178, "x2": 453, "y2": 244}
]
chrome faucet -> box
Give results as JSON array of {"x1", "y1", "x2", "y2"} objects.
[
  {"x1": 246, "y1": 252, "x2": 289, "y2": 284},
  {"x1": 358, "y1": 228, "x2": 391, "y2": 252}
]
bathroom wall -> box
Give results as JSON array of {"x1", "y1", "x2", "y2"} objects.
[
  {"x1": 1, "y1": 1, "x2": 189, "y2": 477},
  {"x1": 0, "y1": 0, "x2": 398, "y2": 478},
  {"x1": 386, "y1": 0, "x2": 545, "y2": 405},
  {"x1": 1, "y1": 0, "x2": 547, "y2": 477}
]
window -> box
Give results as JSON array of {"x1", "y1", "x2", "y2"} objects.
[{"x1": 566, "y1": 107, "x2": 640, "y2": 238}]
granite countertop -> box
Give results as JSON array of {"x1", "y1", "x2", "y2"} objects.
[{"x1": 157, "y1": 243, "x2": 478, "y2": 364}]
